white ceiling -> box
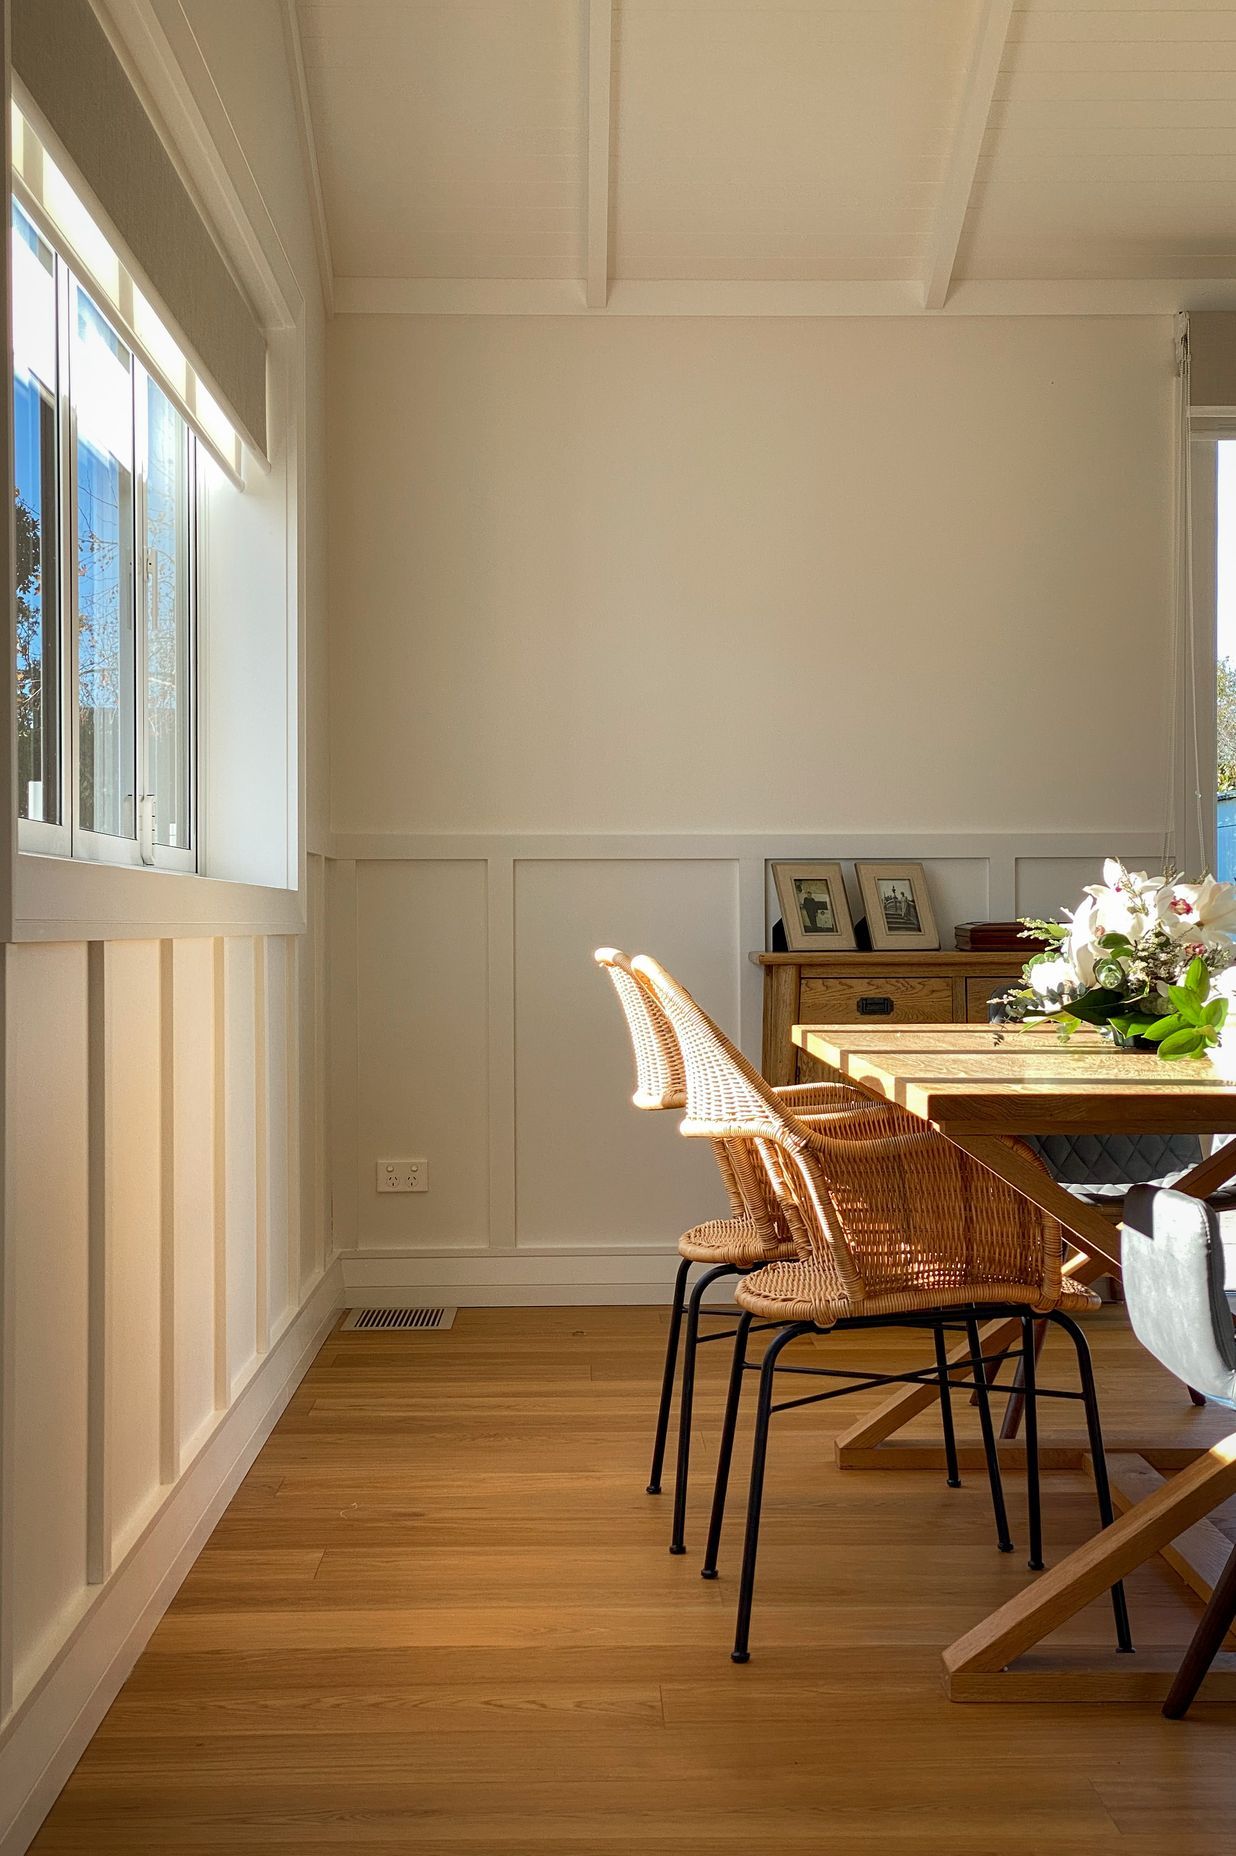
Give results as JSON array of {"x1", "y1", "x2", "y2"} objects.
[{"x1": 291, "y1": 0, "x2": 1236, "y2": 313}]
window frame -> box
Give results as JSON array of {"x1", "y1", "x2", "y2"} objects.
[{"x1": 12, "y1": 183, "x2": 199, "y2": 875}]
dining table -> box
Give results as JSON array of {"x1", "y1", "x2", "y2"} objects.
[{"x1": 791, "y1": 1017, "x2": 1236, "y2": 1702}]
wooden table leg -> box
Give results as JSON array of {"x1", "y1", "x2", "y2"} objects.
[{"x1": 943, "y1": 1434, "x2": 1236, "y2": 1700}]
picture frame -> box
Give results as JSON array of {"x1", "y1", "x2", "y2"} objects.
[
  {"x1": 771, "y1": 861, "x2": 857, "y2": 953},
  {"x1": 855, "y1": 861, "x2": 939, "y2": 952}
]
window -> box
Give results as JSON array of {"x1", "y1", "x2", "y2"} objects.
[
  {"x1": 12, "y1": 198, "x2": 197, "y2": 868},
  {"x1": 1217, "y1": 443, "x2": 1236, "y2": 881}
]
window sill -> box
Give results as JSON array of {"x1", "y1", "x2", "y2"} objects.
[{"x1": 9, "y1": 851, "x2": 305, "y2": 943}]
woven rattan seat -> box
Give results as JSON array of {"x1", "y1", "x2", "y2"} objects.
[
  {"x1": 735, "y1": 1257, "x2": 1100, "y2": 1326},
  {"x1": 681, "y1": 1216, "x2": 800, "y2": 1267}
]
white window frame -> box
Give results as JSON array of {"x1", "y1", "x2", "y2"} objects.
[{"x1": 13, "y1": 188, "x2": 199, "y2": 874}]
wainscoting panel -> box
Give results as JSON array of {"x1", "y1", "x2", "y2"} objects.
[
  {"x1": 1014, "y1": 854, "x2": 1149, "y2": 922},
  {"x1": 221, "y1": 939, "x2": 259, "y2": 1396},
  {"x1": 170, "y1": 937, "x2": 217, "y2": 1472},
  {"x1": 262, "y1": 936, "x2": 293, "y2": 1345},
  {"x1": 329, "y1": 831, "x2": 1164, "y2": 1301},
  {"x1": 101, "y1": 940, "x2": 164, "y2": 1572},
  {"x1": 6, "y1": 944, "x2": 91, "y2": 1701},
  {"x1": 353, "y1": 860, "x2": 490, "y2": 1252},
  {"x1": 513, "y1": 857, "x2": 737, "y2": 1250}
]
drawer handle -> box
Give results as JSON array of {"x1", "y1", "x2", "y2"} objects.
[{"x1": 858, "y1": 995, "x2": 894, "y2": 1017}]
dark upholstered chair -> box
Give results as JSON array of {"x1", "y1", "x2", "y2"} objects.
[{"x1": 1121, "y1": 1186, "x2": 1236, "y2": 1717}]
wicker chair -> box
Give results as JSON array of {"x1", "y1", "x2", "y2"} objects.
[
  {"x1": 595, "y1": 947, "x2": 870, "y2": 1552},
  {"x1": 633, "y1": 953, "x2": 1132, "y2": 1665}
]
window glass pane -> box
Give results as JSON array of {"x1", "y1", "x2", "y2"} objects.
[
  {"x1": 74, "y1": 284, "x2": 135, "y2": 839},
  {"x1": 1217, "y1": 442, "x2": 1236, "y2": 881},
  {"x1": 11, "y1": 203, "x2": 61, "y2": 824},
  {"x1": 145, "y1": 379, "x2": 191, "y2": 848}
]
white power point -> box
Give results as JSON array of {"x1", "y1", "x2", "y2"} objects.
[{"x1": 377, "y1": 1159, "x2": 429, "y2": 1193}]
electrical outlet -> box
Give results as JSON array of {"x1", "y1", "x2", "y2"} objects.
[{"x1": 377, "y1": 1159, "x2": 429, "y2": 1194}]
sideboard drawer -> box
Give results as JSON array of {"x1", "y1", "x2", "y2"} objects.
[
  {"x1": 965, "y1": 976, "x2": 1013, "y2": 1022},
  {"x1": 799, "y1": 977, "x2": 954, "y2": 1025}
]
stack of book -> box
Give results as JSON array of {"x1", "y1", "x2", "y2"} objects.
[{"x1": 954, "y1": 921, "x2": 1049, "y2": 954}]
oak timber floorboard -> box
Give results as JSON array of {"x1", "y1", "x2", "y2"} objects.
[{"x1": 29, "y1": 1306, "x2": 1236, "y2": 1854}]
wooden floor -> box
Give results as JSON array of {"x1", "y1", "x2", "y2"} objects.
[{"x1": 31, "y1": 1303, "x2": 1236, "y2": 1854}]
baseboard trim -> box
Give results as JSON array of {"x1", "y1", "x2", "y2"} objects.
[
  {"x1": 0, "y1": 1262, "x2": 343, "y2": 1856},
  {"x1": 340, "y1": 1249, "x2": 707, "y2": 1307}
]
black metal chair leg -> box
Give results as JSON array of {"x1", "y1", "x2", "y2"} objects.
[
  {"x1": 731, "y1": 1321, "x2": 812, "y2": 1664},
  {"x1": 1020, "y1": 1315, "x2": 1044, "y2": 1571},
  {"x1": 966, "y1": 1315, "x2": 1013, "y2": 1553},
  {"x1": 1163, "y1": 1538, "x2": 1236, "y2": 1716},
  {"x1": 648, "y1": 1256, "x2": 692, "y2": 1495},
  {"x1": 999, "y1": 1317, "x2": 1048, "y2": 1441},
  {"x1": 702, "y1": 1311, "x2": 753, "y2": 1580},
  {"x1": 1049, "y1": 1311, "x2": 1133, "y2": 1654},
  {"x1": 670, "y1": 1262, "x2": 736, "y2": 1556},
  {"x1": 933, "y1": 1323, "x2": 961, "y2": 1489}
]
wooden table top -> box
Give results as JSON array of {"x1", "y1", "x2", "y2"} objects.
[{"x1": 793, "y1": 1021, "x2": 1236, "y2": 1136}]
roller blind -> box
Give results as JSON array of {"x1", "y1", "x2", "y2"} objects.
[
  {"x1": 1188, "y1": 314, "x2": 1236, "y2": 413},
  {"x1": 10, "y1": 0, "x2": 267, "y2": 458}
]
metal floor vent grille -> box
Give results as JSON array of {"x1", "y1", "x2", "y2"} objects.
[{"x1": 342, "y1": 1306, "x2": 457, "y2": 1333}]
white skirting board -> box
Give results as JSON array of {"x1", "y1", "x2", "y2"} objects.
[
  {"x1": 340, "y1": 1250, "x2": 730, "y2": 1307},
  {"x1": 0, "y1": 1263, "x2": 343, "y2": 1856}
]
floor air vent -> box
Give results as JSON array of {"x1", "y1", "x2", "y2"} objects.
[{"x1": 342, "y1": 1306, "x2": 457, "y2": 1332}]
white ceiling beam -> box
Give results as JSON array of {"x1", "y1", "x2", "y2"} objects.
[
  {"x1": 280, "y1": 0, "x2": 335, "y2": 318},
  {"x1": 584, "y1": 0, "x2": 613, "y2": 309},
  {"x1": 335, "y1": 277, "x2": 1236, "y2": 319},
  {"x1": 921, "y1": 0, "x2": 1014, "y2": 313}
]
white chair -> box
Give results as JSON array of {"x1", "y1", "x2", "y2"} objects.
[{"x1": 594, "y1": 947, "x2": 868, "y2": 1553}]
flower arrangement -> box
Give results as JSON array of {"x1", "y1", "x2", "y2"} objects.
[{"x1": 999, "y1": 860, "x2": 1236, "y2": 1060}]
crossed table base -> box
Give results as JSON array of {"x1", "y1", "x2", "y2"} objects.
[{"x1": 792, "y1": 1021, "x2": 1236, "y2": 1704}]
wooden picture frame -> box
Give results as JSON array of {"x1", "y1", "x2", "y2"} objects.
[
  {"x1": 855, "y1": 861, "x2": 939, "y2": 951},
  {"x1": 771, "y1": 861, "x2": 857, "y2": 953}
]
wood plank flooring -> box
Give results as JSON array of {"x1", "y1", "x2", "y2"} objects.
[{"x1": 30, "y1": 1303, "x2": 1236, "y2": 1854}]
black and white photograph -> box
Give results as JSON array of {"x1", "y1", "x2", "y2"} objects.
[
  {"x1": 793, "y1": 876, "x2": 836, "y2": 935},
  {"x1": 876, "y1": 877, "x2": 922, "y2": 935}
]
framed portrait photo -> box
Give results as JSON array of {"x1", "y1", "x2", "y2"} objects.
[
  {"x1": 855, "y1": 861, "x2": 939, "y2": 952},
  {"x1": 771, "y1": 861, "x2": 857, "y2": 953}
]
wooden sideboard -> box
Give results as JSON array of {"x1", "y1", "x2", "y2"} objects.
[{"x1": 752, "y1": 950, "x2": 1028, "y2": 1086}]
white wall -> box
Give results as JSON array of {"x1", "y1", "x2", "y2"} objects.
[
  {"x1": 324, "y1": 312, "x2": 1176, "y2": 1301},
  {"x1": 0, "y1": 6, "x2": 335, "y2": 1851},
  {"x1": 328, "y1": 314, "x2": 1174, "y2": 835}
]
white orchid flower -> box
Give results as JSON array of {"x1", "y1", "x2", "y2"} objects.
[
  {"x1": 1081, "y1": 859, "x2": 1159, "y2": 944},
  {"x1": 1063, "y1": 895, "x2": 1099, "y2": 988},
  {"x1": 1156, "y1": 875, "x2": 1236, "y2": 948}
]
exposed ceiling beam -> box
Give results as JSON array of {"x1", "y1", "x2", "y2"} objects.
[
  {"x1": 584, "y1": 0, "x2": 613, "y2": 309},
  {"x1": 921, "y1": 0, "x2": 1014, "y2": 313},
  {"x1": 334, "y1": 277, "x2": 1236, "y2": 319},
  {"x1": 280, "y1": 0, "x2": 335, "y2": 318}
]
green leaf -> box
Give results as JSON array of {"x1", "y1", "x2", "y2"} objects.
[
  {"x1": 1061, "y1": 988, "x2": 1127, "y2": 1027},
  {"x1": 1158, "y1": 1027, "x2": 1206, "y2": 1060},
  {"x1": 1109, "y1": 1015, "x2": 1162, "y2": 1042},
  {"x1": 1141, "y1": 1013, "x2": 1183, "y2": 1043},
  {"x1": 1167, "y1": 986, "x2": 1205, "y2": 1026},
  {"x1": 1206, "y1": 997, "x2": 1230, "y2": 1029},
  {"x1": 1186, "y1": 956, "x2": 1210, "y2": 997}
]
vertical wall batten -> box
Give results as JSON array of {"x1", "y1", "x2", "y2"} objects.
[
  {"x1": 486, "y1": 857, "x2": 517, "y2": 1254},
  {"x1": 158, "y1": 940, "x2": 178, "y2": 1483},
  {"x1": 84, "y1": 943, "x2": 110, "y2": 1586},
  {"x1": 210, "y1": 937, "x2": 228, "y2": 1411},
  {"x1": 253, "y1": 938, "x2": 270, "y2": 1356}
]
